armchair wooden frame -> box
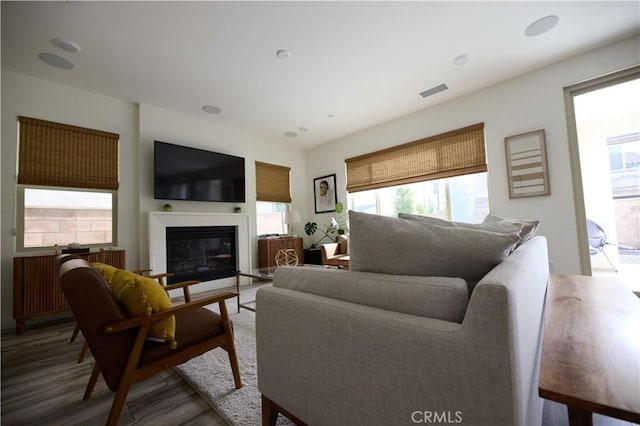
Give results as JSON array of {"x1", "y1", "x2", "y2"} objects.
[
  {"x1": 87, "y1": 290, "x2": 242, "y2": 426},
  {"x1": 320, "y1": 243, "x2": 350, "y2": 269},
  {"x1": 57, "y1": 256, "x2": 243, "y2": 426}
]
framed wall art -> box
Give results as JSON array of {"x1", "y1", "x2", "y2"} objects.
[
  {"x1": 313, "y1": 174, "x2": 337, "y2": 213},
  {"x1": 505, "y1": 129, "x2": 550, "y2": 198}
]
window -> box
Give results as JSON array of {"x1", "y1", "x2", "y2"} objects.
[
  {"x1": 255, "y1": 161, "x2": 291, "y2": 236},
  {"x1": 345, "y1": 123, "x2": 486, "y2": 192},
  {"x1": 349, "y1": 172, "x2": 489, "y2": 222},
  {"x1": 256, "y1": 201, "x2": 288, "y2": 235},
  {"x1": 608, "y1": 140, "x2": 639, "y2": 171},
  {"x1": 346, "y1": 123, "x2": 489, "y2": 222},
  {"x1": 16, "y1": 117, "x2": 119, "y2": 251},
  {"x1": 20, "y1": 187, "x2": 115, "y2": 248},
  {"x1": 607, "y1": 133, "x2": 640, "y2": 198}
]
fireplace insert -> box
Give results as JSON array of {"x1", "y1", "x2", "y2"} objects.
[{"x1": 165, "y1": 225, "x2": 237, "y2": 284}]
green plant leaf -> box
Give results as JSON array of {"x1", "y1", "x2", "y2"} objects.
[
  {"x1": 335, "y1": 202, "x2": 344, "y2": 214},
  {"x1": 304, "y1": 222, "x2": 318, "y2": 236}
]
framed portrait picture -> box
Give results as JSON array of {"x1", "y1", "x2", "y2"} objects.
[
  {"x1": 313, "y1": 174, "x2": 337, "y2": 213},
  {"x1": 505, "y1": 129, "x2": 550, "y2": 199}
]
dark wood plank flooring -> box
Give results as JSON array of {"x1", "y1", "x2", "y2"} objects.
[{"x1": 1, "y1": 318, "x2": 227, "y2": 426}]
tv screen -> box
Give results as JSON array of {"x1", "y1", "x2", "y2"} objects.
[{"x1": 154, "y1": 141, "x2": 245, "y2": 203}]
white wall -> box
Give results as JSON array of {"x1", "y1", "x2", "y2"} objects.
[
  {"x1": 305, "y1": 35, "x2": 640, "y2": 275},
  {"x1": 1, "y1": 70, "x2": 138, "y2": 330}
]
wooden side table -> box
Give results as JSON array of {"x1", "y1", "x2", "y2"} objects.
[
  {"x1": 258, "y1": 237, "x2": 303, "y2": 268},
  {"x1": 539, "y1": 273, "x2": 640, "y2": 425}
]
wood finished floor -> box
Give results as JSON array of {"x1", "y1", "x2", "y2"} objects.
[{"x1": 1, "y1": 318, "x2": 228, "y2": 426}]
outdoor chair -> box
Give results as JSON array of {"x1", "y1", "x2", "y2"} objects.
[{"x1": 586, "y1": 219, "x2": 635, "y2": 272}]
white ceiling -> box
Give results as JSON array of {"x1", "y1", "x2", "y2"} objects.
[{"x1": 2, "y1": 1, "x2": 639, "y2": 149}]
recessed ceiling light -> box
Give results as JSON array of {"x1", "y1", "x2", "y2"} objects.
[
  {"x1": 284, "y1": 131, "x2": 297, "y2": 137},
  {"x1": 202, "y1": 105, "x2": 222, "y2": 114},
  {"x1": 453, "y1": 54, "x2": 470, "y2": 66},
  {"x1": 525, "y1": 15, "x2": 559, "y2": 37},
  {"x1": 298, "y1": 126, "x2": 309, "y2": 132},
  {"x1": 38, "y1": 52, "x2": 74, "y2": 69},
  {"x1": 51, "y1": 38, "x2": 81, "y2": 53},
  {"x1": 276, "y1": 49, "x2": 291, "y2": 60}
]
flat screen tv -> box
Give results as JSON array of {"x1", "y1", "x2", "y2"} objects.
[{"x1": 154, "y1": 141, "x2": 245, "y2": 203}]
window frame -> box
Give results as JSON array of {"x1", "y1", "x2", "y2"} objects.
[{"x1": 16, "y1": 184, "x2": 118, "y2": 253}]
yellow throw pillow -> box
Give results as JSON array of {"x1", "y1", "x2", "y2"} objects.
[
  {"x1": 91, "y1": 262, "x2": 120, "y2": 284},
  {"x1": 110, "y1": 270, "x2": 176, "y2": 348}
]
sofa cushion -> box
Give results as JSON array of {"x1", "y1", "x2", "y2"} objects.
[
  {"x1": 483, "y1": 213, "x2": 540, "y2": 244},
  {"x1": 274, "y1": 266, "x2": 469, "y2": 322},
  {"x1": 349, "y1": 211, "x2": 520, "y2": 283},
  {"x1": 110, "y1": 270, "x2": 176, "y2": 346}
]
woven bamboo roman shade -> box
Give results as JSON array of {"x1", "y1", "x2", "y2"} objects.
[
  {"x1": 346, "y1": 123, "x2": 486, "y2": 193},
  {"x1": 18, "y1": 116, "x2": 119, "y2": 190},
  {"x1": 255, "y1": 161, "x2": 291, "y2": 203}
]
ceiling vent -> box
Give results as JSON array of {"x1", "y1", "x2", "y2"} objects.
[{"x1": 419, "y1": 83, "x2": 448, "y2": 98}]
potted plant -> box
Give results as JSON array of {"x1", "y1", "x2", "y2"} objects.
[{"x1": 304, "y1": 202, "x2": 347, "y2": 249}]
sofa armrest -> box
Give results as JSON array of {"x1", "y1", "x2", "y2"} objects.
[{"x1": 464, "y1": 235, "x2": 549, "y2": 426}]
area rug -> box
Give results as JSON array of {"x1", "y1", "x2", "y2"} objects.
[{"x1": 174, "y1": 309, "x2": 293, "y2": 426}]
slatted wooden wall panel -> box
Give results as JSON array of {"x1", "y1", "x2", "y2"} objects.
[{"x1": 13, "y1": 250, "x2": 125, "y2": 334}]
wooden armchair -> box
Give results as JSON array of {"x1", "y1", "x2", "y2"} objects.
[
  {"x1": 320, "y1": 243, "x2": 350, "y2": 269},
  {"x1": 57, "y1": 256, "x2": 242, "y2": 426},
  {"x1": 60, "y1": 254, "x2": 193, "y2": 363}
]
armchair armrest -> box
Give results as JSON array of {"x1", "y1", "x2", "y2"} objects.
[
  {"x1": 164, "y1": 279, "x2": 199, "y2": 302},
  {"x1": 164, "y1": 279, "x2": 199, "y2": 291},
  {"x1": 147, "y1": 272, "x2": 175, "y2": 288},
  {"x1": 130, "y1": 268, "x2": 153, "y2": 275},
  {"x1": 103, "y1": 291, "x2": 238, "y2": 334}
]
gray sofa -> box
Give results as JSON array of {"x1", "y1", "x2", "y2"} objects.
[{"x1": 256, "y1": 212, "x2": 548, "y2": 426}]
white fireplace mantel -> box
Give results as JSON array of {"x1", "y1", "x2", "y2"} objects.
[{"x1": 149, "y1": 211, "x2": 251, "y2": 294}]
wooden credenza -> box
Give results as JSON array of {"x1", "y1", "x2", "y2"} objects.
[
  {"x1": 13, "y1": 250, "x2": 125, "y2": 334},
  {"x1": 258, "y1": 237, "x2": 304, "y2": 268}
]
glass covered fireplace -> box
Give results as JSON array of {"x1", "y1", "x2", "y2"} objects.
[{"x1": 165, "y1": 225, "x2": 237, "y2": 284}]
